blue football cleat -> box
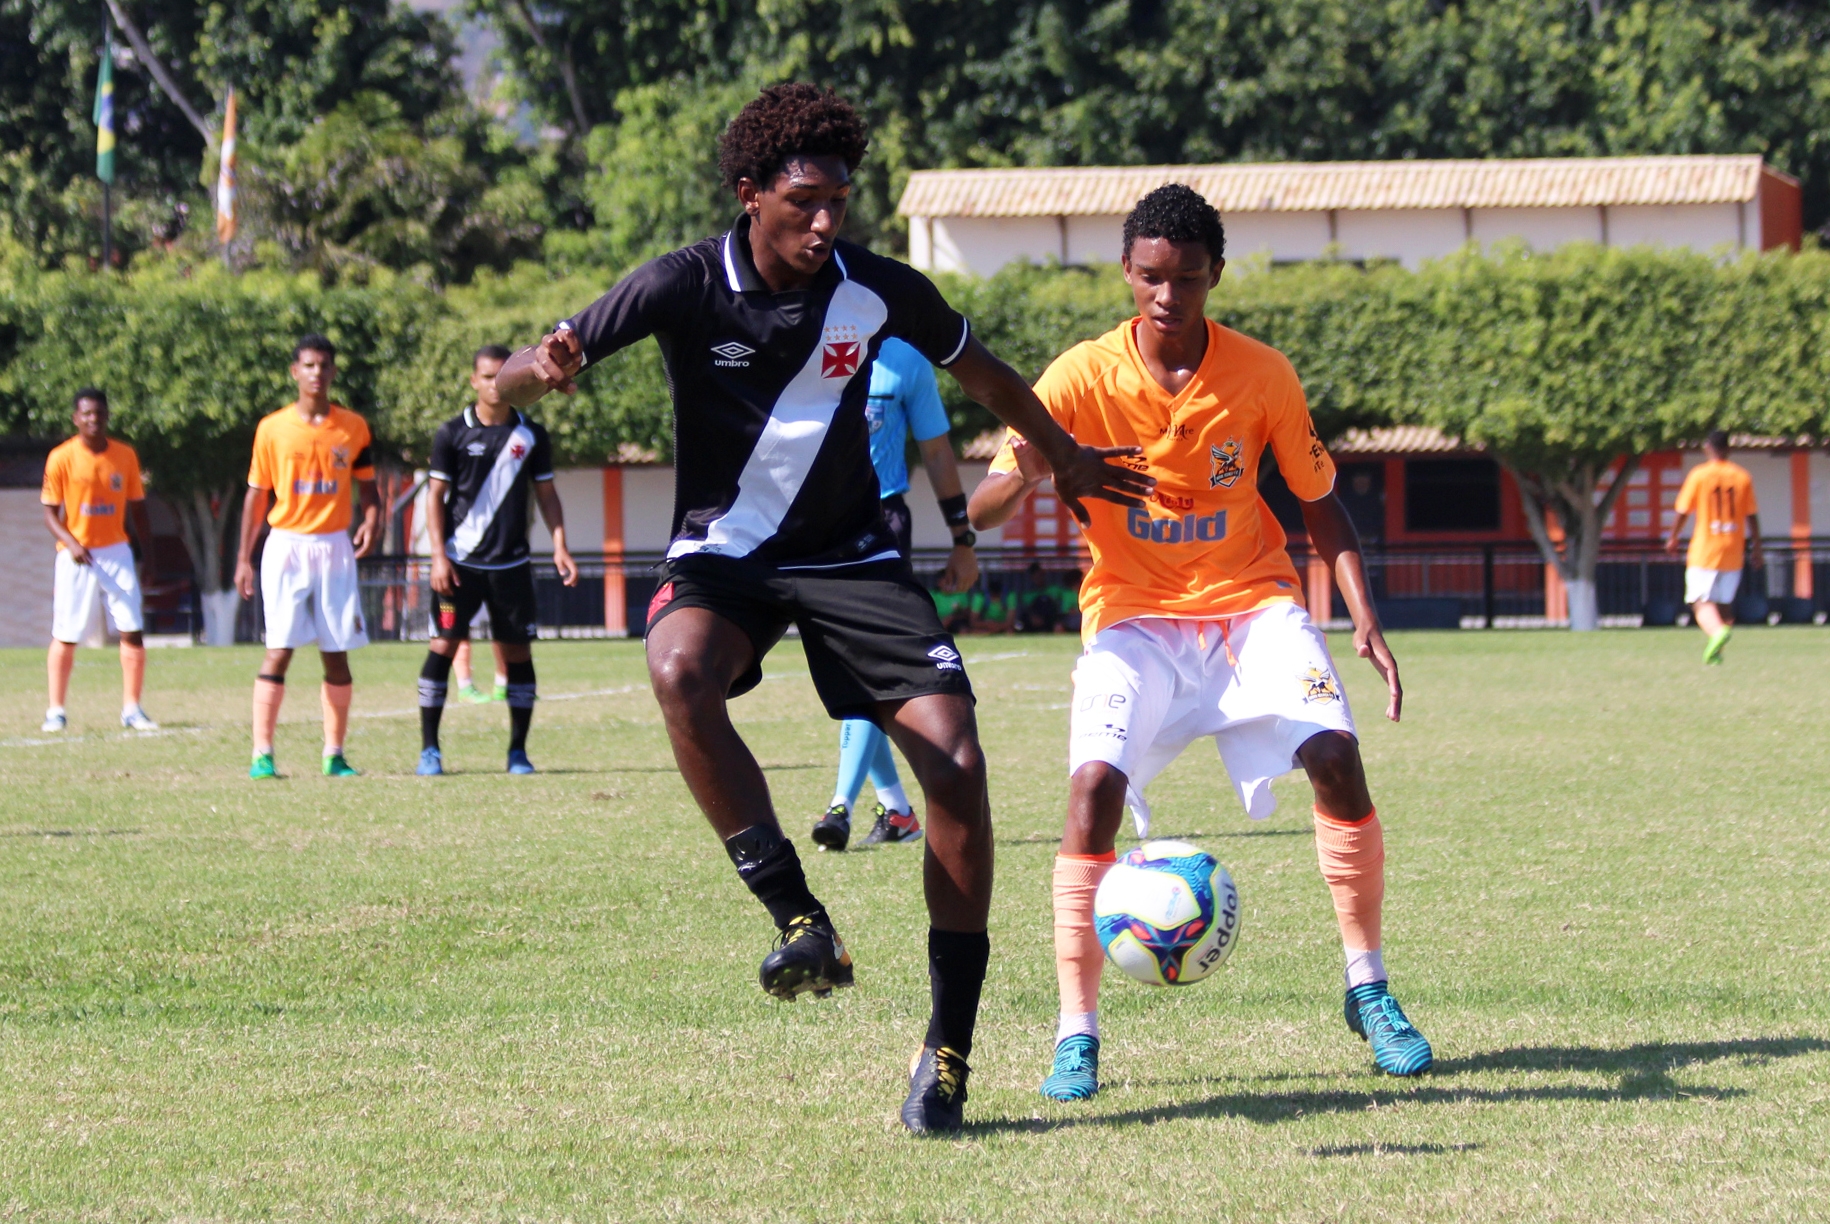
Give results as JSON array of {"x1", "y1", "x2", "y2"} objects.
[
  {"x1": 1345, "y1": 981, "x2": 1433, "y2": 1076},
  {"x1": 416, "y1": 747, "x2": 443, "y2": 776},
  {"x1": 1039, "y1": 1033, "x2": 1100, "y2": 1101},
  {"x1": 506, "y1": 748, "x2": 535, "y2": 775}
]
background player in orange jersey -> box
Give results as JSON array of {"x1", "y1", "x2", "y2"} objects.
[
  {"x1": 971, "y1": 185, "x2": 1432, "y2": 1100},
  {"x1": 233, "y1": 335, "x2": 381, "y2": 779},
  {"x1": 1666, "y1": 430, "x2": 1763, "y2": 665},
  {"x1": 39, "y1": 389, "x2": 160, "y2": 733}
]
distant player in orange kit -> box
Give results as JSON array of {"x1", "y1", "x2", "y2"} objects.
[
  {"x1": 39, "y1": 389, "x2": 160, "y2": 733},
  {"x1": 234, "y1": 335, "x2": 381, "y2": 779},
  {"x1": 1666, "y1": 430, "x2": 1763, "y2": 665}
]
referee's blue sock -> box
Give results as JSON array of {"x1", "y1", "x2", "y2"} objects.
[{"x1": 831, "y1": 718, "x2": 881, "y2": 811}]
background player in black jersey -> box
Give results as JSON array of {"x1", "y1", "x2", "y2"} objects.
[
  {"x1": 496, "y1": 84, "x2": 1152, "y2": 1133},
  {"x1": 417, "y1": 345, "x2": 578, "y2": 776}
]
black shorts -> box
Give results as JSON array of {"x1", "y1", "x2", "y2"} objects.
[
  {"x1": 645, "y1": 553, "x2": 972, "y2": 719},
  {"x1": 432, "y1": 562, "x2": 539, "y2": 645},
  {"x1": 880, "y1": 493, "x2": 913, "y2": 556}
]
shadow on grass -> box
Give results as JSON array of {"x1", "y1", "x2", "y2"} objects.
[
  {"x1": 0, "y1": 828, "x2": 141, "y2": 838},
  {"x1": 970, "y1": 1036, "x2": 1827, "y2": 1135},
  {"x1": 1309, "y1": 1142, "x2": 1480, "y2": 1157},
  {"x1": 996, "y1": 828, "x2": 1311, "y2": 847}
]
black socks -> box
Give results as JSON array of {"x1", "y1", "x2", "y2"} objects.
[
  {"x1": 924, "y1": 928, "x2": 991, "y2": 1058},
  {"x1": 505, "y1": 659, "x2": 535, "y2": 752},
  {"x1": 417, "y1": 651, "x2": 452, "y2": 749},
  {"x1": 725, "y1": 824, "x2": 828, "y2": 931}
]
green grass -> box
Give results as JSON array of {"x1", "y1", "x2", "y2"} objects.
[{"x1": 1, "y1": 628, "x2": 1826, "y2": 1222}]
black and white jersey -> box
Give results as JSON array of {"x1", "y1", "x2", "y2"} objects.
[
  {"x1": 427, "y1": 407, "x2": 555, "y2": 569},
  {"x1": 560, "y1": 213, "x2": 971, "y2": 570}
]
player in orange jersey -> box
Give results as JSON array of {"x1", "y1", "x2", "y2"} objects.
[
  {"x1": 233, "y1": 335, "x2": 381, "y2": 779},
  {"x1": 39, "y1": 389, "x2": 159, "y2": 733},
  {"x1": 971, "y1": 186, "x2": 1432, "y2": 1099},
  {"x1": 1666, "y1": 430, "x2": 1763, "y2": 665}
]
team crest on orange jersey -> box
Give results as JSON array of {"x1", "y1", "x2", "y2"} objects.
[
  {"x1": 1299, "y1": 666, "x2": 1341, "y2": 704},
  {"x1": 331, "y1": 446, "x2": 349, "y2": 470},
  {"x1": 109, "y1": 473, "x2": 123, "y2": 491},
  {"x1": 1209, "y1": 439, "x2": 1244, "y2": 488}
]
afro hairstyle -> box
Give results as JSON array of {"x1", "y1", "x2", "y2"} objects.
[
  {"x1": 1122, "y1": 183, "x2": 1226, "y2": 264},
  {"x1": 718, "y1": 83, "x2": 870, "y2": 194}
]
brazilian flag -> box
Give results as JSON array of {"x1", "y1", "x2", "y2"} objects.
[{"x1": 93, "y1": 34, "x2": 114, "y2": 184}]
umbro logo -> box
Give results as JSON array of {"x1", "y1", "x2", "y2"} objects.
[
  {"x1": 928, "y1": 642, "x2": 963, "y2": 672},
  {"x1": 711, "y1": 341, "x2": 754, "y2": 368}
]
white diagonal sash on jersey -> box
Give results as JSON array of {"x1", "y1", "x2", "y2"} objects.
[
  {"x1": 449, "y1": 421, "x2": 536, "y2": 561},
  {"x1": 670, "y1": 279, "x2": 889, "y2": 560}
]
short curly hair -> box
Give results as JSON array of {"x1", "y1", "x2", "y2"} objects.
[
  {"x1": 718, "y1": 83, "x2": 870, "y2": 193},
  {"x1": 1123, "y1": 184, "x2": 1226, "y2": 264}
]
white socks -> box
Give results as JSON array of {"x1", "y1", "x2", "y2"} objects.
[
  {"x1": 876, "y1": 781, "x2": 912, "y2": 814},
  {"x1": 1056, "y1": 1010, "x2": 1099, "y2": 1043},
  {"x1": 1345, "y1": 947, "x2": 1387, "y2": 989}
]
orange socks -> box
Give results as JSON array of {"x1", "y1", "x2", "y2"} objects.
[
  {"x1": 321, "y1": 682, "x2": 352, "y2": 755},
  {"x1": 252, "y1": 676, "x2": 284, "y2": 754},
  {"x1": 119, "y1": 641, "x2": 146, "y2": 709},
  {"x1": 1314, "y1": 807, "x2": 1386, "y2": 985},
  {"x1": 47, "y1": 641, "x2": 76, "y2": 710},
  {"x1": 1053, "y1": 851, "x2": 1116, "y2": 1039}
]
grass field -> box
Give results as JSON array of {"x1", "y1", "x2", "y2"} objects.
[{"x1": 1, "y1": 628, "x2": 1827, "y2": 1222}]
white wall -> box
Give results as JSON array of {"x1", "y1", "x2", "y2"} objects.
[
  {"x1": 0, "y1": 490, "x2": 55, "y2": 648},
  {"x1": 1608, "y1": 203, "x2": 1743, "y2": 252},
  {"x1": 1065, "y1": 215, "x2": 1124, "y2": 265},
  {"x1": 619, "y1": 467, "x2": 677, "y2": 552},
  {"x1": 930, "y1": 216, "x2": 1062, "y2": 274},
  {"x1": 1336, "y1": 208, "x2": 1469, "y2": 267},
  {"x1": 1468, "y1": 206, "x2": 1604, "y2": 251}
]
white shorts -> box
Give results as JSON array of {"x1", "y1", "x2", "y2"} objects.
[
  {"x1": 260, "y1": 529, "x2": 368, "y2": 651},
  {"x1": 1068, "y1": 604, "x2": 1356, "y2": 834},
  {"x1": 52, "y1": 542, "x2": 143, "y2": 643},
  {"x1": 1684, "y1": 567, "x2": 1741, "y2": 606}
]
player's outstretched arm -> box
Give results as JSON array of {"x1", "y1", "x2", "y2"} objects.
[
  {"x1": 944, "y1": 337, "x2": 1153, "y2": 523},
  {"x1": 128, "y1": 499, "x2": 156, "y2": 577},
  {"x1": 352, "y1": 480, "x2": 381, "y2": 558},
  {"x1": 916, "y1": 436, "x2": 979, "y2": 593},
  {"x1": 1302, "y1": 491, "x2": 1401, "y2": 723},
  {"x1": 1664, "y1": 510, "x2": 1689, "y2": 556},
  {"x1": 424, "y1": 477, "x2": 456, "y2": 596},
  {"x1": 497, "y1": 329, "x2": 583, "y2": 407}
]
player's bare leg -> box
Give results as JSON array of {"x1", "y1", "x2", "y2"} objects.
[
  {"x1": 1297, "y1": 729, "x2": 1432, "y2": 1075},
  {"x1": 251, "y1": 648, "x2": 356, "y2": 777},
  {"x1": 879, "y1": 693, "x2": 994, "y2": 1131},
  {"x1": 44, "y1": 639, "x2": 77, "y2": 730},
  {"x1": 646, "y1": 607, "x2": 849, "y2": 1000}
]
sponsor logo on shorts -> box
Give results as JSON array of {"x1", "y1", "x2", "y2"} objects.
[
  {"x1": 711, "y1": 341, "x2": 754, "y2": 367},
  {"x1": 1209, "y1": 438, "x2": 1245, "y2": 488},
  {"x1": 1299, "y1": 666, "x2": 1342, "y2": 704},
  {"x1": 1127, "y1": 506, "x2": 1226, "y2": 544},
  {"x1": 437, "y1": 599, "x2": 458, "y2": 630},
  {"x1": 928, "y1": 642, "x2": 962, "y2": 672},
  {"x1": 646, "y1": 582, "x2": 676, "y2": 624}
]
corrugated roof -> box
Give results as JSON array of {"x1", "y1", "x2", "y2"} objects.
[
  {"x1": 1331, "y1": 427, "x2": 1474, "y2": 455},
  {"x1": 899, "y1": 156, "x2": 1786, "y2": 218}
]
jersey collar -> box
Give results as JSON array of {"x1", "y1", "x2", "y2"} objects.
[
  {"x1": 722, "y1": 213, "x2": 846, "y2": 295},
  {"x1": 464, "y1": 405, "x2": 524, "y2": 429}
]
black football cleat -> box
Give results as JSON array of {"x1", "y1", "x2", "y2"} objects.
[
  {"x1": 901, "y1": 1045, "x2": 970, "y2": 1135},
  {"x1": 758, "y1": 915, "x2": 854, "y2": 1000},
  {"x1": 859, "y1": 803, "x2": 923, "y2": 846},
  {"x1": 811, "y1": 803, "x2": 852, "y2": 852}
]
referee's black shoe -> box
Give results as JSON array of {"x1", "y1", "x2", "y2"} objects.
[
  {"x1": 901, "y1": 1045, "x2": 970, "y2": 1135},
  {"x1": 811, "y1": 803, "x2": 852, "y2": 851},
  {"x1": 759, "y1": 915, "x2": 854, "y2": 1000}
]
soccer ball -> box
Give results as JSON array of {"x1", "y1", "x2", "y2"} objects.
[{"x1": 1094, "y1": 840, "x2": 1241, "y2": 986}]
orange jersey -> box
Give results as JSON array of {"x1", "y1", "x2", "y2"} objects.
[
  {"x1": 40, "y1": 436, "x2": 144, "y2": 549},
  {"x1": 248, "y1": 403, "x2": 375, "y2": 535},
  {"x1": 992, "y1": 319, "x2": 1334, "y2": 637},
  {"x1": 1674, "y1": 459, "x2": 1758, "y2": 571}
]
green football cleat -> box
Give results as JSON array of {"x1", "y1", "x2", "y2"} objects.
[
  {"x1": 249, "y1": 752, "x2": 277, "y2": 780},
  {"x1": 1703, "y1": 626, "x2": 1731, "y2": 665},
  {"x1": 1038, "y1": 1033, "x2": 1100, "y2": 1102},
  {"x1": 457, "y1": 683, "x2": 491, "y2": 704},
  {"x1": 322, "y1": 753, "x2": 360, "y2": 777},
  {"x1": 1345, "y1": 981, "x2": 1433, "y2": 1076}
]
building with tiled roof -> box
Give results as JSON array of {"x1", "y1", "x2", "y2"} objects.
[{"x1": 899, "y1": 155, "x2": 1802, "y2": 276}]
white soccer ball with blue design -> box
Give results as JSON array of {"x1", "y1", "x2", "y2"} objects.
[{"x1": 1094, "y1": 840, "x2": 1241, "y2": 986}]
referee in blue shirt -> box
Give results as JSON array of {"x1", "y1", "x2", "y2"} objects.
[{"x1": 811, "y1": 337, "x2": 979, "y2": 850}]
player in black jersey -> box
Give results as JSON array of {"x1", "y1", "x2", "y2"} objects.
[
  {"x1": 497, "y1": 84, "x2": 1153, "y2": 1134},
  {"x1": 416, "y1": 345, "x2": 579, "y2": 776}
]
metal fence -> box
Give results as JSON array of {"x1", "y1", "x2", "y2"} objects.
[{"x1": 192, "y1": 540, "x2": 1830, "y2": 643}]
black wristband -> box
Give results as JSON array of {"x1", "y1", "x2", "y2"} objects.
[{"x1": 938, "y1": 493, "x2": 969, "y2": 526}]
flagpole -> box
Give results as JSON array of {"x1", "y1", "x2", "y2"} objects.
[
  {"x1": 95, "y1": 3, "x2": 115, "y2": 270},
  {"x1": 102, "y1": 183, "x2": 111, "y2": 269}
]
